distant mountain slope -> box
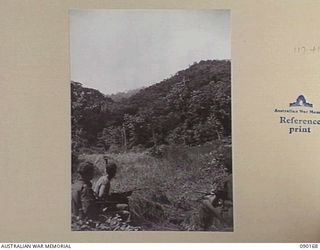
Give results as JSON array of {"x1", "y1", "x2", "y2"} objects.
[
  {"x1": 71, "y1": 59, "x2": 231, "y2": 152},
  {"x1": 108, "y1": 87, "x2": 145, "y2": 102},
  {"x1": 126, "y1": 60, "x2": 230, "y2": 109}
]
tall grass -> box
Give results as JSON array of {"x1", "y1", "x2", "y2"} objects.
[{"x1": 78, "y1": 140, "x2": 231, "y2": 230}]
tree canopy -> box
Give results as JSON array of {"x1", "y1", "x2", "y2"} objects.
[{"x1": 71, "y1": 60, "x2": 231, "y2": 153}]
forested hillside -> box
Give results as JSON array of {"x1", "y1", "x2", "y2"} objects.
[{"x1": 71, "y1": 59, "x2": 231, "y2": 155}]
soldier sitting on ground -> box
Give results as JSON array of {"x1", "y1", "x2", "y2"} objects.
[
  {"x1": 72, "y1": 160, "x2": 99, "y2": 220},
  {"x1": 198, "y1": 158, "x2": 233, "y2": 231},
  {"x1": 93, "y1": 161, "x2": 116, "y2": 200},
  {"x1": 93, "y1": 162, "x2": 131, "y2": 220}
]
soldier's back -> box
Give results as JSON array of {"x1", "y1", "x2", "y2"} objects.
[{"x1": 72, "y1": 179, "x2": 97, "y2": 218}]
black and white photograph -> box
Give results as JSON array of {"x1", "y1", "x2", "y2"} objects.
[{"x1": 70, "y1": 9, "x2": 232, "y2": 231}]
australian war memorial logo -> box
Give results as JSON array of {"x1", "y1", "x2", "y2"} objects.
[
  {"x1": 274, "y1": 95, "x2": 320, "y2": 134},
  {"x1": 289, "y1": 95, "x2": 313, "y2": 108}
]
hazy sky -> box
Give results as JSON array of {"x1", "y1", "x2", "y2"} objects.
[{"x1": 70, "y1": 10, "x2": 230, "y2": 94}]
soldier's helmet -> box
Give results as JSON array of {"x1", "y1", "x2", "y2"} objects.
[{"x1": 78, "y1": 160, "x2": 94, "y2": 179}]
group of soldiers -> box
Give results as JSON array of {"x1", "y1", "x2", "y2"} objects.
[
  {"x1": 72, "y1": 158, "x2": 130, "y2": 221},
  {"x1": 71, "y1": 156, "x2": 233, "y2": 231}
]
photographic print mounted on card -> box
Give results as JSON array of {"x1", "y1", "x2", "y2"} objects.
[{"x1": 70, "y1": 9, "x2": 232, "y2": 231}]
